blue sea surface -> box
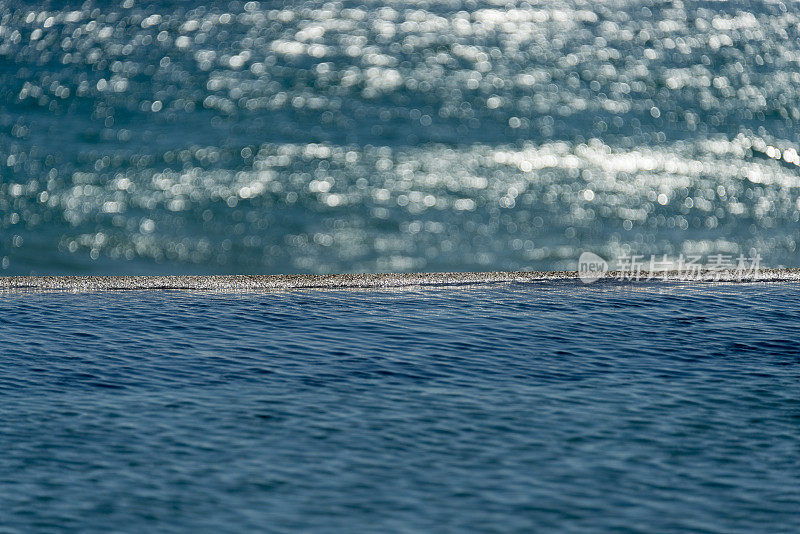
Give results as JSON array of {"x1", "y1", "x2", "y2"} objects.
[
  {"x1": 3, "y1": 1, "x2": 800, "y2": 531},
  {"x1": 2, "y1": 282, "x2": 800, "y2": 532},
  {"x1": 2, "y1": 0, "x2": 800, "y2": 274}
]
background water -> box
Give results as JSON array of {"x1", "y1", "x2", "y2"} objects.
[
  {"x1": 2, "y1": 0, "x2": 800, "y2": 274},
  {"x1": 2, "y1": 282, "x2": 800, "y2": 532}
]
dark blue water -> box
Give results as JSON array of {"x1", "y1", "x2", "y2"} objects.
[
  {"x1": 2, "y1": 282, "x2": 800, "y2": 532},
  {"x1": 2, "y1": 0, "x2": 800, "y2": 274}
]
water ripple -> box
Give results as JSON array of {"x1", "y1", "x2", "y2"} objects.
[{"x1": 2, "y1": 283, "x2": 800, "y2": 531}]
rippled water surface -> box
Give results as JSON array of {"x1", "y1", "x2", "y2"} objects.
[
  {"x1": 2, "y1": 0, "x2": 800, "y2": 273},
  {"x1": 2, "y1": 282, "x2": 800, "y2": 531}
]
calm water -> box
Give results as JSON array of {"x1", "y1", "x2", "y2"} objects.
[
  {"x1": 2, "y1": 282, "x2": 800, "y2": 532},
  {"x1": 2, "y1": 0, "x2": 800, "y2": 274}
]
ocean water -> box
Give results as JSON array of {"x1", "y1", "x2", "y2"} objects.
[
  {"x1": 2, "y1": 281, "x2": 800, "y2": 532},
  {"x1": 4, "y1": 2, "x2": 800, "y2": 531},
  {"x1": 2, "y1": 0, "x2": 800, "y2": 274}
]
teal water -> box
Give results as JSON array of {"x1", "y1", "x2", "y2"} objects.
[
  {"x1": 2, "y1": 0, "x2": 800, "y2": 274},
  {"x1": 2, "y1": 282, "x2": 800, "y2": 532}
]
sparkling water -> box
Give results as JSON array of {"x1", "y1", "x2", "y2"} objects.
[{"x1": 2, "y1": 0, "x2": 799, "y2": 274}]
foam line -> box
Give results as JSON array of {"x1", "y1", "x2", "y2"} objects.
[{"x1": 1, "y1": 269, "x2": 799, "y2": 292}]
